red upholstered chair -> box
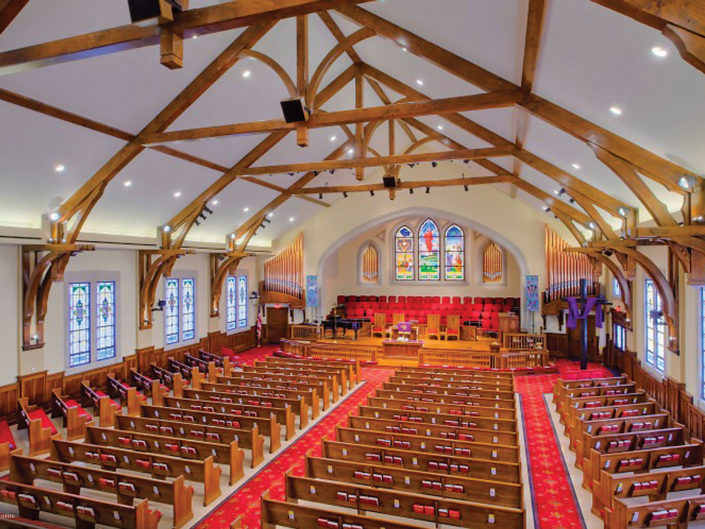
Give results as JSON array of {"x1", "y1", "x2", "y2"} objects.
[
  {"x1": 502, "y1": 304, "x2": 513, "y2": 313},
  {"x1": 388, "y1": 296, "x2": 396, "y2": 303},
  {"x1": 441, "y1": 296, "x2": 451, "y2": 305},
  {"x1": 463, "y1": 297, "x2": 472, "y2": 305},
  {"x1": 427, "y1": 314, "x2": 441, "y2": 340},
  {"x1": 370, "y1": 296, "x2": 378, "y2": 302},
  {"x1": 474, "y1": 297, "x2": 483, "y2": 304},
  {"x1": 445, "y1": 314, "x2": 460, "y2": 341},
  {"x1": 423, "y1": 296, "x2": 432, "y2": 303},
  {"x1": 337, "y1": 296, "x2": 346, "y2": 304},
  {"x1": 372, "y1": 313, "x2": 387, "y2": 337},
  {"x1": 378, "y1": 296, "x2": 387, "y2": 302},
  {"x1": 451, "y1": 296, "x2": 461, "y2": 304},
  {"x1": 397, "y1": 296, "x2": 406, "y2": 303}
]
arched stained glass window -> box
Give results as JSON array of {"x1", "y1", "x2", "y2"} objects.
[
  {"x1": 95, "y1": 281, "x2": 116, "y2": 361},
  {"x1": 237, "y1": 276, "x2": 248, "y2": 328},
  {"x1": 645, "y1": 279, "x2": 665, "y2": 372},
  {"x1": 182, "y1": 278, "x2": 195, "y2": 341},
  {"x1": 165, "y1": 278, "x2": 180, "y2": 345},
  {"x1": 418, "y1": 219, "x2": 440, "y2": 281},
  {"x1": 226, "y1": 276, "x2": 237, "y2": 331},
  {"x1": 444, "y1": 225, "x2": 464, "y2": 280},
  {"x1": 395, "y1": 226, "x2": 414, "y2": 281},
  {"x1": 69, "y1": 282, "x2": 91, "y2": 367}
]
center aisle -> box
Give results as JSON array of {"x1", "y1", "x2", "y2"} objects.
[{"x1": 195, "y1": 351, "x2": 394, "y2": 528}]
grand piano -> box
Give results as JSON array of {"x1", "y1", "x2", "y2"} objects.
[{"x1": 321, "y1": 316, "x2": 370, "y2": 340}]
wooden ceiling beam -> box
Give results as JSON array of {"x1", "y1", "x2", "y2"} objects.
[
  {"x1": 296, "y1": 175, "x2": 514, "y2": 195},
  {"x1": 318, "y1": 11, "x2": 362, "y2": 64},
  {"x1": 339, "y1": 4, "x2": 700, "y2": 193},
  {"x1": 590, "y1": 0, "x2": 705, "y2": 75},
  {"x1": 0, "y1": 0, "x2": 374, "y2": 75},
  {"x1": 0, "y1": 0, "x2": 28, "y2": 36},
  {"x1": 521, "y1": 0, "x2": 548, "y2": 93},
  {"x1": 509, "y1": 178, "x2": 595, "y2": 227},
  {"x1": 141, "y1": 89, "x2": 523, "y2": 145}
]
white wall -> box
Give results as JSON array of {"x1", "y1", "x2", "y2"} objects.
[{"x1": 0, "y1": 245, "x2": 19, "y2": 385}]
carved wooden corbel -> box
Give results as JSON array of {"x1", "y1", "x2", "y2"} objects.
[
  {"x1": 138, "y1": 249, "x2": 193, "y2": 330},
  {"x1": 209, "y1": 252, "x2": 250, "y2": 317}
]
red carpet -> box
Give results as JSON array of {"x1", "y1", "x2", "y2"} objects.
[{"x1": 515, "y1": 359, "x2": 613, "y2": 529}]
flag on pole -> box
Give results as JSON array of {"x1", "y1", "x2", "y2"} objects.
[{"x1": 256, "y1": 312, "x2": 263, "y2": 346}]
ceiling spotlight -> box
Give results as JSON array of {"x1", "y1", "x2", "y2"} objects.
[
  {"x1": 203, "y1": 206, "x2": 213, "y2": 215},
  {"x1": 553, "y1": 189, "x2": 560, "y2": 195},
  {"x1": 192, "y1": 35, "x2": 198, "y2": 40},
  {"x1": 572, "y1": 163, "x2": 581, "y2": 170},
  {"x1": 329, "y1": 169, "x2": 335, "y2": 175},
  {"x1": 588, "y1": 222, "x2": 597, "y2": 230},
  {"x1": 402, "y1": 47, "x2": 408, "y2": 52},
  {"x1": 123, "y1": 180, "x2": 132, "y2": 187},
  {"x1": 542, "y1": 206, "x2": 550, "y2": 212},
  {"x1": 289, "y1": 172, "x2": 295, "y2": 176},
  {"x1": 260, "y1": 223, "x2": 266, "y2": 229},
  {"x1": 464, "y1": 185, "x2": 469, "y2": 191},
  {"x1": 678, "y1": 175, "x2": 695, "y2": 190},
  {"x1": 370, "y1": 190, "x2": 375, "y2": 197},
  {"x1": 211, "y1": 199, "x2": 218, "y2": 206},
  {"x1": 263, "y1": 218, "x2": 271, "y2": 224},
  {"x1": 409, "y1": 188, "x2": 414, "y2": 194},
  {"x1": 318, "y1": 193, "x2": 323, "y2": 199},
  {"x1": 330, "y1": 136, "x2": 337, "y2": 142},
  {"x1": 173, "y1": 191, "x2": 181, "y2": 198},
  {"x1": 48, "y1": 211, "x2": 60, "y2": 221},
  {"x1": 558, "y1": 188, "x2": 566, "y2": 196},
  {"x1": 242, "y1": 70, "x2": 251, "y2": 78},
  {"x1": 416, "y1": 79, "x2": 424, "y2": 86},
  {"x1": 313, "y1": 171, "x2": 319, "y2": 176},
  {"x1": 348, "y1": 148, "x2": 354, "y2": 155},
  {"x1": 463, "y1": 160, "x2": 469, "y2": 164},
  {"x1": 618, "y1": 206, "x2": 630, "y2": 217},
  {"x1": 230, "y1": 233, "x2": 236, "y2": 240},
  {"x1": 431, "y1": 162, "x2": 438, "y2": 168},
  {"x1": 436, "y1": 125, "x2": 443, "y2": 131},
  {"x1": 198, "y1": 212, "x2": 206, "y2": 221},
  {"x1": 162, "y1": 225, "x2": 171, "y2": 233},
  {"x1": 267, "y1": 212, "x2": 273, "y2": 219},
  {"x1": 243, "y1": 207, "x2": 250, "y2": 212},
  {"x1": 343, "y1": 192, "x2": 348, "y2": 198},
  {"x1": 609, "y1": 106, "x2": 622, "y2": 116},
  {"x1": 569, "y1": 198, "x2": 575, "y2": 204},
  {"x1": 54, "y1": 164, "x2": 65, "y2": 173},
  {"x1": 425, "y1": 187, "x2": 430, "y2": 194},
  {"x1": 695, "y1": 216, "x2": 704, "y2": 222},
  {"x1": 194, "y1": 219, "x2": 201, "y2": 226},
  {"x1": 651, "y1": 46, "x2": 668, "y2": 58},
  {"x1": 289, "y1": 217, "x2": 295, "y2": 223}
]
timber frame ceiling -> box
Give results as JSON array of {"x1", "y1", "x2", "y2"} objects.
[{"x1": 0, "y1": 0, "x2": 704, "y2": 349}]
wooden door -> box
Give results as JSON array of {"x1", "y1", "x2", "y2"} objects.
[{"x1": 266, "y1": 307, "x2": 289, "y2": 344}]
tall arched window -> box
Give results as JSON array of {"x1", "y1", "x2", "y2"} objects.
[
  {"x1": 482, "y1": 242, "x2": 503, "y2": 283},
  {"x1": 395, "y1": 226, "x2": 414, "y2": 281},
  {"x1": 645, "y1": 279, "x2": 665, "y2": 372},
  {"x1": 418, "y1": 219, "x2": 440, "y2": 281},
  {"x1": 444, "y1": 224, "x2": 465, "y2": 280},
  {"x1": 361, "y1": 243, "x2": 379, "y2": 284}
]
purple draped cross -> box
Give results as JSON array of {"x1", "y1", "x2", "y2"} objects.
[{"x1": 566, "y1": 296, "x2": 605, "y2": 329}]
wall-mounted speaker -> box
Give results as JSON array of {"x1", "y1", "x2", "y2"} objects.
[
  {"x1": 128, "y1": 0, "x2": 183, "y2": 24},
  {"x1": 280, "y1": 97, "x2": 309, "y2": 124},
  {"x1": 382, "y1": 176, "x2": 397, "y2": 188}
]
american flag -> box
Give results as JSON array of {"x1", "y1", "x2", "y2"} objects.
[{"x1": 256, "y1": 312, "x2": 262, "y2": 344}]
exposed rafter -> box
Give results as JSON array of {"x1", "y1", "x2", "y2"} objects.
[{"x1": 0, "y1": 0, "x2": 28, "y2": 36}]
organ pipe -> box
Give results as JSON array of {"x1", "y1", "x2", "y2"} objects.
[
  {"x1": 264, "y1": 232, "x2": 304, "y2": 300},
  {"x1": 544, "y1": 226, "x2": 595, "y2": 302},
  {"x1": 483, "y1": 242, "x2": 503, "y2": 283}
]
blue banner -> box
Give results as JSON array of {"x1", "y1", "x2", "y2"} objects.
[
  {"x1": 526, "y1": 275, "x2": 539, "y2": 312},
  {"x1": 306, "y1": 275, "x2": 318, "y2": 307}
]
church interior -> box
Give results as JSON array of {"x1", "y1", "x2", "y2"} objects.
[{"x1": 0, "y1": 1, "x2": 704, "y2": 528}]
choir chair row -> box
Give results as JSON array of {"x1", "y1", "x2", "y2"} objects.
[{"x1": 553, "y1": 374, "x2": 705, "y2": 528}]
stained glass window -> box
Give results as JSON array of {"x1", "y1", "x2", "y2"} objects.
[
  {"x1": 182, "y1": 278, "x2": 195, "y2": 341},
  {"x1": 418, "y1": 219, "x2": 440, "y2": 281},
  {"x1": 444, "y1": 225, "x2": 464, "y2": 281},
  {"x1": 395, "y1": 225, "x2": 414, "y2": 281},
  {"x1": 645, "y1": 279, "x2": 665, "y2": 372},
  {"x1": 613, "y1": 323, "x2": 626, "y2": 351},
  {"x1": 613, "y1": 278, "x2": 621, "y2": 298},
  {"x1": 69, "y1": 282, "x2": 91, "y2": 367},
  {"x1": 95, "y1": 281, "x2": 116, "y2": 361},
  {"x1": 165, "y1": 278, "x2": 180, "y2": 345},
  {"x1": 237, "y1": 276, "x2": 248, "y2": 328},
  {"x1": 226, "y1": 276, "x2": 237, "y2": 331}
]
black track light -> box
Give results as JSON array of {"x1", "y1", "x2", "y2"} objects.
[
  {"x1": 569, "y1": 198, "x2": 575, "y2": 204},
  {"x1": 319, "y1": 193, "x2": 323, "y2": 199},
  {"x1": 259, "y1": 222, "x2": 265, "y2": 229},
  {"x1": 194, "y1": 219, "x2": 201, "y2": 226},
  {"x1": 343, "y1": 192, "x2": 348, "y2": 198},
  {"x1": 329, "y1": 169, "x2": 335, "y2": 174},
  {"x1": 263, "y1": 218, "x2": 271, "y2": 224},
  {"x1": 464, "y1": 185, "x2": 469, "y2": 191},
  {"x1": 431, "y1": 161, "x2": 438, "y2": 168},
  {"x1": 289, "y1": 172, "x2": 295, "y2": 176},
  {"x1": 407, "y1": 163, "x2": 414, "y2": 168},
  {"x1": 313, "y1": 171, "x2": 319, "y2": 176},
  {"x1": 463, "y1": 159, "x2": 469, "y2": 164},
  {"x1": 198, "y1": 212, "x2": 207, "y2": 221},
  {"x1": 204, "y1": 206, "x2": 213, "y2": 215},
  {"x1": 426, "y1": 187, "x2": 430, "y2": 194},
  {"x1": 370, "y1": 190, "x2": 375, "y2": 197},
  {"x1": 409, "y1": 188, "x2": 414, "y2": 194}
]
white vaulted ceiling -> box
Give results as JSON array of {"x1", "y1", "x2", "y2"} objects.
[{"x1": 0, "y1": 0, "x2": 703, "y2": 248}]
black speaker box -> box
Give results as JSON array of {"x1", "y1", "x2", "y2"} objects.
[
  {"x1": 128, "y1": 0, "x2": 182, "y2": 23},
  {"x1": 280, "y1": 97, "x2": 309, "y2": 123},
  {"x1": 383, "y1": 176, "x2": 397, "y2": 188}
]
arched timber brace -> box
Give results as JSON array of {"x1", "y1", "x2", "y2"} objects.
[
  {"x1": 210, "y1": 253, "x2": 248, "y2": 317},
  {"x1": 569, "y1": 248, "x2": 633, "y2": 318},
  {"x1": 138, "y1": 249, "x2": 193, "y2": 330},
  {"x1": 22, "y1": 244, "x2": 94, "y2": 350}
]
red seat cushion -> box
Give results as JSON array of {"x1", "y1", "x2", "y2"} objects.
[
  {"x1": 64, "y1": 399, "x2": 92, "y2": 421},
  {"x1": 28, "y1": 409, "x2": 58, "y2": 435},
  {"x1": 94, "y1": 390, "x2": 120, "y2": 409},
  {"x1": 0, "y1": 419, "x2": 16, "y2": 450}
]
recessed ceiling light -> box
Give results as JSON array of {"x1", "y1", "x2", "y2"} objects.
[
  {"x1": 162, "y1": 225, "x2": 171, "y2": 233},
  {"x1": 402, "y1": 47, "x2": 408, "y2": 52},
  {"x1": 48, "y1": 212, "x2": 60, "y2": 221},
  {"x1": 348, "y1": 148, "x2": 354, "y2": 154},
  {"x1": 267, "y1": 213, "x2": 273, "y2": 219},
  {"x1": 416, "y1": 79, "x2": 424, "y2": 86},
  {"x1": 609, "y1": 106, "x2": 622, "y2": 115},
  {"x1": 436, "y1": 125, "x2": 443, "y2": 131},
  {"x1": 173, "y1": 191, "x2": 182, "y2": 198},
  {"x1": 123, "y1": 180, "x2": 132, "y2": 187},
  {"x1": 289, "y1": 217, "x2": 295, "y2": 222},
  {"x1": 192, "y1": 35, "x2": 198, "y2": 40},
  {"x1": 211, "y1": 199, "x2": 218, "y2": 206},
  {"x1": 651, "y1": 46, "x2": 668, "y2": 58},
  {"x1": 230, "y1": 233, "x2": 236, "y2": 239},
  {"x1": 54, "y1": 164, "x2": 65, "y2": 173},
  {"x1": 242, "y1": 70, "x2": 251, "y2": 78},
  {"x1": 330, "y1": 135, "x2": 337, "y2": 142},
  {"x1": 572, "y1": 163, "x2": 581, "y2": 170},
  {"x1": 243, "y1": 207, "x2": 250, "y2": 212},
  {"x1": 553, "y1": 189, "x2": 560, "y2": 195}
]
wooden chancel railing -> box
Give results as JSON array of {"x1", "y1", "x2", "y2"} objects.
[
  {"x1": 544, "y1": 226, "x2": 596, "y2": 302},
  {"x1": 502, "y1": 332, "x2": 546, "y2": 351},
  {"x1": 262, "y1": 233, "x2": 304, "y2": 307},
  {"x1": 482, "y1": 242, "x2": 503, "y2": 283}
]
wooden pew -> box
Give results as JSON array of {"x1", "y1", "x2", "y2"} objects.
[
  {"x1": 168, "y1": 357, "x2": 205, "y2": 390},
  {"x1": 321, "y1": 438, "x2": 521, "y2": 483},
  {"x1": 605, "y1": 494, "x2": 705, "y2": 529},
  {"x1": 201, "y1": 380, "x2": 321, "y2": 416},
  {"x1": 335, "y1": 425, "x2": 519, "y2": 462},
  {"x1": 198, "y1": 349, "x2": 233, "y2": 376},
  {"x1": 50, "y1": 438, "x2": 222, "y2": 506},
  {"x1": 162, "y1": 394, "x2": 296, "y2": 441},
  {"x1": 140, "y1": 403, "x2": 282, "y2": 453},
  {"x1": 358, "y1": 405, "x2": 517, "y2": 432},
  {"x1": 392, "y1": 372, "x2": 515, "y2": 390},
  {"x1": 348, "y1": 415, "x2": 518, "y2": 446},
  {"x1": 129, "y1": 369, "x2": 167, "y2": 406},
  {"x1": 116, "y1": 414, "x2": 265, "y2": 469},
  {"x1": 389, "y1": 374, "x2": 514, "y2": 393},
  {"x1": 556, "y1": 383, "x2": 638, "y2": 416},
  {"x1": 572, "y1": 413, "x2": 672, "y2": 465},
  {"x1": 562, "y1": 391, "x2": 649, "y2": 429},
  {"x1": 266, "y1": 356, "x2": 361, "y2": 385},
  {"x1": 305, "y1": 452, "x2": 523, "y2": 508},
  {"x1": 183, "y1": 387, "x2": 310, "y2": 429},
  {"x1": 567, "y1": 400, "x2": 661, "y2": 442},
  {"x1": 183, "y1": 353, "x2": 217, "y2": 381},
  {"x1": 0, "y1": 480, "x2": 163, "y2": 529},
  {"x1": 375, "y1": 387, "x2": 516, "y2": 410},
  {"x1": 150, "y1": 363, "x2": 188, "y2": 398},
  {"x1": 397, "y1": 366, "x2": 514, "y2": 380},
  {"x1": 217, "y1": 373, "x2": 331, "y2": 409},
  {"x1": 10, "y1": 453, "x2": 194, "y2": 529},
  {"x1": 261, "y1": 492, "x2": 428, "y2": 529},
  {"x1": 592, "y1": 465, "x2": 705, "y2": 518},
  {"x1": 49, "y1": 389, "x2": 92, "y2": 441},
  {"x1": 252, "y1": 361, "x2": 350, "y2": 392},
  {"x1": 17, "y1": 398, "x2": 54, "y2": 456},
  {"x1": 552, "y1": 375, "x2": 628, "y2": 404},
  {"x1": 382, "y1": 381, "x2": 515, "y2": 402},
  {"x1": 80, "y1": 381, "x2": 122, "y2": 427},
  {"x1": 233, "y1": 368, "x2": 341, "y2": 401},
  {"x1": 366, "y1": 395, "x2": 516, "y2": 421},
  {"x1": 284, "y1": 471, "x2": 525, "y2": 528},
  {"x1": 581, "y1": 427, "x2": 690, "y2": 487},
  {"x1": 85, "y1": 425, "x2": 244, "y2": 485},
  {"x1": 106, "y1": 373, "x2": 143, "y2": 416}
]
